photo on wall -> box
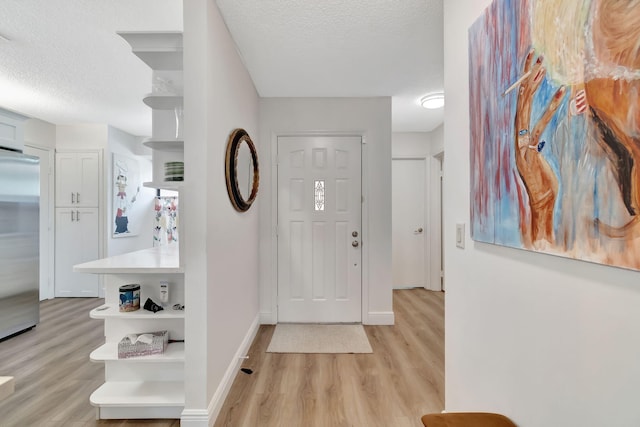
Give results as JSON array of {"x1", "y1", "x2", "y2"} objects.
[
  {"x1": 112, "y1": 153, "x2": 142, "y2": 238},
  {"x1": 469, "y1": 0, "x2": 640, "y2": 270}
]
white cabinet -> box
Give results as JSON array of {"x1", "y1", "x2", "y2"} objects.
[
  {"x1": 55, "y1": 208, "x2": 100, "y2": 297},
  {"x1": 55, "y1": 151, "x2": 100, "y2": 207},
  {"x1": 74, "y1": 246, "x2": 184, "y2": 419},
  {"x1": 0, "y1": 108, "x2": 28, "y2": 152},
  {"x1": 54, "y1": 150, "x2": 102, "y2": 297}
]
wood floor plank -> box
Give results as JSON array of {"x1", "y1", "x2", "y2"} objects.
[
  {"x1": 0, "y1": 289, "x2": 443, "y2": 426},
  {"x1": 215, "y1": 288, "x2": 445, "y2": 427}
]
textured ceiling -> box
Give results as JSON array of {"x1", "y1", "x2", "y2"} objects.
[
  {"x1": 216, "y1": 0, "x2": 444, "y2": 132},
  {"x1": 0, "y1": 0, "x2": 183, "y2": 137},
  {"x1": 0, "y1": 0, "x2": 443, "y2": 137}
]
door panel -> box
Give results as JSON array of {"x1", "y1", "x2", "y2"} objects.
[
  {"x1": 392, "y1": 158, "x2": 426, "y2": 288},
  {"x1": 277, "y1": 136, "x2": 362, "y2": 323},
  {"x1": 55, "y1": 208, "x2": 99, "y2": 297},
  {"x1": 78, "y1": 153, "x2": 100, "y2": 207}
]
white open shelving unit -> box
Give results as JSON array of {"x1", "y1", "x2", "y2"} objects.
[
  {"x1": 73, "y1": 31, "x2": 185, "y2": 420},
  {"x1": 75, "y1": 245, "x2": 185, "y2": 420},
  {"x1": 118, "y1": 31, "x2": 184, "y2": 192}
]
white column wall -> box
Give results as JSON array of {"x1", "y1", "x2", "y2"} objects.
[
  {"x1": 444, "y1": 1, "x2": 640, "y2": 426},
  {"x1": 183, "y1": 0, "x2": 260, "y2": 424},
  {"x1": 258, "y1": 97, "x2": 393, "y2": 325}
]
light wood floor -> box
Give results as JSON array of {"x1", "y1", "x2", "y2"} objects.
[
  {"x1": 0, "y1": 297, "x2": 179, "y2": 427},
  {"x1": 215, "y1": 288, "x2": 444, "y2": 427},
  {"x1": 0, "y1": 289, "x2": 443, "y2": 427}
]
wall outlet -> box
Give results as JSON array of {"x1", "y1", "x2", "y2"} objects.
[{"x1": 456, "y1": 223, "x2": 465, "y2": 249}]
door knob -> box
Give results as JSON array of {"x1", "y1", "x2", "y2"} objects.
[
  {"x1": 352, "y1": 240, "x2": 359, "y2": 247},
  {"x1": 352, "y1": 231, "x2": 358, "y2": 237},
  {"x1": 415, "y1": 227, "x2": 424, "y2": 233}
]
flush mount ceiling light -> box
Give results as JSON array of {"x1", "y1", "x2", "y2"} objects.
[{"x1": 420, "y1": 93, "x2": 445, "y2": 109}]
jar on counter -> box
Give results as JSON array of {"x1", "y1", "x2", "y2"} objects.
[{"x1": 119, "y1": 284, "x2": 141, "y2": 312}]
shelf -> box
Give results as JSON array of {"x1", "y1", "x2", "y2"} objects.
[
  {"x1": 118, "y1": 32, "x2": 183, "y2": 70},
  {"x1": 90, "y1": 305, "x2": 185, "y2": 320},
  {"x1": 143, "y1": 93, "x2": 183, "y2": 110},
  {"x1": 90, "y1": 381, "x2": 184, "y2": 407},
  {"x1": 142, "y1": 138, "x2": 184, "y2": 152},
  {"x1": 90, "y1": 342, "x2": 184, "y2": 363},
  {"x1": 73, "y1": 245, "x2": 182, "y2": 274},
  {"x1": 143, "y1": 181, "x2": 183, "y2": 191}
]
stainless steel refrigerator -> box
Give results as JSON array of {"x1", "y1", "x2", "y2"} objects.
[{"x1": 0, "y1": 147, "x2": 39, "y2": 340}]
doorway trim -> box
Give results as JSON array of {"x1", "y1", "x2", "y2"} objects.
[
  {"x1": 429, "y1": 151, "x2": 444, "y2": 291},
  {"x1": 268, "y1": 130, "x2": 371, "y2": 324}
]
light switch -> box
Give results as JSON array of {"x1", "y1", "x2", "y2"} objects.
[{"x1": 456, "y1": 223, "x2": 465, "y2": 249}]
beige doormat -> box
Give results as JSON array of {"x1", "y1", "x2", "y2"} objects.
[{"x1": 266, "y1": 324, "x2": 373, "y2": 354}]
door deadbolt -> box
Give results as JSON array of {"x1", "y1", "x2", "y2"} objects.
[
  {"x1": 352, "y1": 231, "x2": 358, "y2": 237},
  {"x1": 352, "y1": 240, "x2": 359, "y2": 247}
]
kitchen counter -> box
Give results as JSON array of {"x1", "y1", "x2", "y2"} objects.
[{"x1": 73, "y1": 245, "x2": 182, "y2": 274}]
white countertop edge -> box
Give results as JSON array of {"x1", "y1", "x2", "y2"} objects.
[{"x1": 73, "y1": 245, "x2": 182, "y2": 273}]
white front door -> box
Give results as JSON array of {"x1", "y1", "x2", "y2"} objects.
[
  {"x1": 277, "y1": 136, "x2": 362, "y2": 323},
  {"x1": 392, "y1": 158, "x2": 426, "y2": 288}
]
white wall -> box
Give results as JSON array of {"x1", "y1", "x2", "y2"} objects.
[
  {"x1": 392, "y1": 132, "x2": 431, "y2": 157},
  {"x1": 430, "y1": 124, "x2": 444, "y2": 154},
  {"x1": 258, "y1": 97, "x2": 393, "y2": 325},
  {"x1": 183, "y1": 0, "x2": 260, "y2": 424},
  {"x1": 24, "y1": 118, "x2": 56, "y2": 149},
  {"x1": 55, "y1": 123, "x2": 108, "y2": 149},
  {"x1": 444, "y1": 2, "x2": 640, "y2": 426},
  {"x1": 106, "y1": 126, "x2": 155, "y2": 256}
]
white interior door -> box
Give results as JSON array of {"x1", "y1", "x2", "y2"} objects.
[
  {"x1": 277, "y1": 136, "x2": 362, "y2": 323},
  {"x1": 23, "y1": 145, "x2": 54, "y2": 300},
  {"x1": 392, "y1": 158, "x2": 426, "y2": 288}
]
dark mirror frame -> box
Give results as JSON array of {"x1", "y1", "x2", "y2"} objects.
[{"x1": 225, "y1": 128, "x2": 259, "y2": 212}]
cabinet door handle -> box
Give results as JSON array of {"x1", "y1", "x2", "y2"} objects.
[
  {"x1": 76, "y1": 192, "x2": 80, "y2": 203},
  {"x1": 76, "y1": 210, "x2": 80, "y2": 221},
  {"x1": 71, "y1": 192, "x2": 75, "y2": 204},
  {"x1": 71, "y1": 210, "x2": 75, "y2": 222}
]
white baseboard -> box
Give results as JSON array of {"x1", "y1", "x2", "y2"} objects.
[
  {"x1": 365, "y1": 311, "x2": 395, "y2": 325},
  {"x1": 180, "y1": 409, "x2": 209, "y2": 426},
  {"x1": 212, "y1": 313, "x2": 261, "y2": 424},
  {"x1": 180, "y1": 314, "x2": 260, "y2": 427},
  {"x1": 259, "y1": 311, "x2": 276, "y2": 325}
]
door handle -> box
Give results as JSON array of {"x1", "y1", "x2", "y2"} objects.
[
  {"x1": 76, "y1": 192, "x2": 80, "y2": 203},
  {"x1": 352, "y1": 240, "x2": 359, "y2": 247},
  {"x1": 71, "y1": 192, "x2": 75, "y2": 204},
  {"x1": 71, "y1": 210, "x2": 75, "y2": 222},
  {"x1": 76, "y1": 210, "x2": 80, "y2": 221}
]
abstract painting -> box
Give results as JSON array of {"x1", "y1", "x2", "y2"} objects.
[{"x1": 469, "y1": 0, "x2": 640, "y2": 270}]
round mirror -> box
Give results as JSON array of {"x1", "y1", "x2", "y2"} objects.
[
  {"x1": 236, "y1": 141, "x2": 253, "y2": 200},
  {"x1": 225, "y1": 128, "x2": 259, "y2": 212}
]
